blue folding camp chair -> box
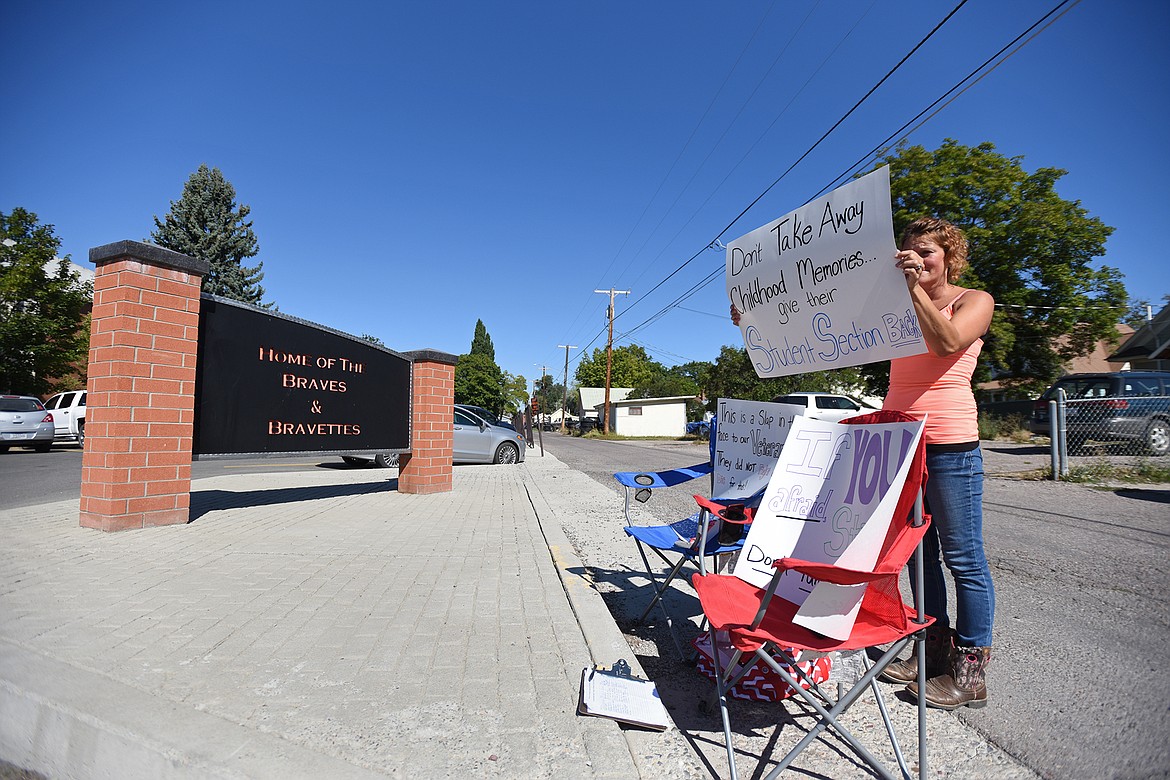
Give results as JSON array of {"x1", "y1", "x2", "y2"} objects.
[{"x1": 613, "y1": 417, "x2": 758, "y2": 658}]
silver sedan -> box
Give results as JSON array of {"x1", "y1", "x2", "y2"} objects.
[
  {"x1": 454, "y1": 407, "x2": 526, "y2": 464},
  {"x1": 0, "y1": 395, "x2": 55, "y2": 453}
]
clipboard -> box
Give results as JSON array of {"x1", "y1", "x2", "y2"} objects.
[{"x1": 577, "y1": 659, "x2": 671, "y2": 731}]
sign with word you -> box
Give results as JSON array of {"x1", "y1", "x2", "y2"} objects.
[
  {"x1": 734, "y1": 415, "x2": 923, "y2": 640},
  {"x1": 194, "y1": 296, "x2": 411, "y2": 457},
  {"x1": 726, "y1": 166, "x2": 926, "y2": 377},
  {"x1": 712, "y1": 398, "x2": 803, "y2": 499}
]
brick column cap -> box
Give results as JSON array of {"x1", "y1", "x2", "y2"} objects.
[
  {"x1": 403, "y1": 349, "x2": 458, "y2": 366},
  {"x1": 89, "y1": 240, "x2": 210, "y2": 276}
]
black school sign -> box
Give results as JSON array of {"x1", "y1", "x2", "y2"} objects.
[{"x1": 193, "y1": 295, "x2": 411, "y2": 458}]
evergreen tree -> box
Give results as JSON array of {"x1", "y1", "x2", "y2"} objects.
[
  {"x1": 0, "y1": 208, "x2": 92, "y2": 395},
  {"x1": 151, "y1": 165, "x2": 268, "y2": 305},
  {"x1": 455, "y1": 320, "x2": 506, "y2": 413},
  {"x1": 470, "y1": 319, "x2": 495, "y2": 361}
]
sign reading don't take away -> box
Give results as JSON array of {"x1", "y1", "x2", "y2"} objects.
[{"x1": 726, "y1": 167, "x2": 926, "y2": 377}]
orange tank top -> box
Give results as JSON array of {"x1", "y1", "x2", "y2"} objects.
[{"x1": 883, "y1": 291, "x2": 981, "y2": 444}]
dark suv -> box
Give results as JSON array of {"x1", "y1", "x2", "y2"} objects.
[{"x1": 1029, "y1": 371, "x2": 1170, "y2": 455}]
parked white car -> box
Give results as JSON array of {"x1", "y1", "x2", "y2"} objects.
[
  {"x1": 770, "y1": 392, "x2": 878, "y2": 423},
  {"x1": 44, "y1": 390, "x2": 86, "y2": 447}
]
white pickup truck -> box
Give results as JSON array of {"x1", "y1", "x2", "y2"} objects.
[{"x1": 44, "y1": 390, "x2": 86, "y2": 447}]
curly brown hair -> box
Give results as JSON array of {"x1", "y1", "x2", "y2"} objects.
[{"x1": 899, "y1": 217, "x2": 969, "y2": 282}]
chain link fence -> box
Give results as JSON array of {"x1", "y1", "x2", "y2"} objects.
[{"x1": 1033, "y1": 376, "x2": 1170, "y2": 478}]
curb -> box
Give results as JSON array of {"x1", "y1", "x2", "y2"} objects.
[{"x1": 521, "y1": 462, "x2": 668, "y2": 780}]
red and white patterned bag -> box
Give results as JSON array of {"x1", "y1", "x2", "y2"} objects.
[{"x1": 693, "y1": 631, "x2": 832, "y2": 702}]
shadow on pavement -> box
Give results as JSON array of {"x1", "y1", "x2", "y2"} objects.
[
  {"x1": 189, "y1": 479, "x2": 397, "y2": 521},
  {"x1": 1113, "y1": 487, "x2": 1170, "y2": 504},
  {"x1": 983, "y1": 444, "x2": 1049, "y2": 456},
  {"x1": 569, "y1": 561, "x2": 866, "y2": 776}
]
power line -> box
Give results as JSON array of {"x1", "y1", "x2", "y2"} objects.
[
  {"x1": 809, "y1": 0, "x2": 1081, "y2": 201},
  {"x1": 552, "y1": 2, "x2": 783, "y2": 366},
  {"x1": 590, "y1": 0, "x2": 970, "y2": 344},
  {"x1": 612, "y1": 0, "x2": 1078, "y2": 344}
]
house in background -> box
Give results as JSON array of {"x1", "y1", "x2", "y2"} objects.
[
  {"x1": 577, "y1": 387, "x2": 633, "y2": 425},
  {"x1": 1108, "y1": 305, "x2": 1170, "y2": 371},
  {"x1": 603, "y1": 395, "x2": 692, "y2": 437},
  {"x1": 978, "y1": 322, "x2": 1135, "y2": 405}
]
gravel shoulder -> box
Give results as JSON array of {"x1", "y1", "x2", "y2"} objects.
[{"x1": 524, "y1": 438, "x2": 1040, "y2": 780}]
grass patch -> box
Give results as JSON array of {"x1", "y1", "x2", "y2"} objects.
[
  {"x1": 1061, "y1": 460, "x2": 1170, "y2": 484},
  {"x1": 580, "y1": 431, "x2": 680, "y2": 441},
  {"x1": 978, "y1": 412, "x2": 1032, "y2": 443}
]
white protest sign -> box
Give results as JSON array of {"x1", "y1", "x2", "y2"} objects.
[
  {"x1": 711, "y1": 398, "x2": 803, "y2": 499},
  {"x1": 726, "y1": 166, "x2": 926, "y2": 377},
  {"x1": 734, "y1": 415, "x2": 924, "y2": 640}
]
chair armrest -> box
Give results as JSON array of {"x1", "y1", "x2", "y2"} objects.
[
  {"x1": 613, "y1": 462, "x2": 712, "y2": 490},
  {"x1": 692, "y1": 495, "x2": 755, "y2": 524},
  {"x1": 773, "y1": 557, "x2": 884, "y2": 586},
  {"x1": 747, "y1": 557, "x2": 882, "y2": 628}
]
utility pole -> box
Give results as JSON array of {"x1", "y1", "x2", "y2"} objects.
[
  {"x1": 557, "y1": 344, "x2": 576, "y2": 434},
  {"x1": 594, "y1": 288, "x2": 630, "y2": 434}
]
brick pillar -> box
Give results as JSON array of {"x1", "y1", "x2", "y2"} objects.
[
  {"x1": 80, "y1": 241, "x2": 209, "y2": 532},
  {"x1": 398, "y1": 350, "x2": 456, "y2": 494}
]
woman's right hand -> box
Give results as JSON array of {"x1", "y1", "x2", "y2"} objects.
[{"x1": 730, "y1": 303, "x2": 741, "y2": 326}]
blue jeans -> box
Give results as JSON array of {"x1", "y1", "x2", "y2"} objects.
[{"x1": 913, "y1": 446, "x2": 995, "y2": 647}]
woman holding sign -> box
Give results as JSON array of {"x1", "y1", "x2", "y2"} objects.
[
  {"x1": 880, "y1": 216, "x2": 995, "y2": 710},
  {"x1": 730, "y1": 216, "x2": 995, "y2": 710}
]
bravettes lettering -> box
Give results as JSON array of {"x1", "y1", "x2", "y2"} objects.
[{"x1": 267, "y1": 421, "x2": 361, "y2": 436}]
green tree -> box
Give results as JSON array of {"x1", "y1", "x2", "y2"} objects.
[
  {"x1": 1124, "y1": 296, "x2": 1169, "y2": 330},
  {"x1": 455, "y1": 320, "x2": 506, "y2": 413},
  {"x1": 454, "y1": 352, "x2": 504, "y2": 413},
  {"x1": 0, "y1": 208, "x2": 92, "y2": 395},
  {"x1": 542, "y1": 381, "x2": 567, "y2": 413},
  {"x1": 872, "y1": 140, "x2": 1122, "y2": 396},
  {"x1": 630, "y1": 363, "x2": 699, "y2": 399},
  {"x1": 470, "y1": 319, "x2": 495, "y2": 361},
  {"x1": 574, "y1": 344, "x2": 656, "y2": 388},
  {"x1": 151, "y1": 165, "x2": 268, "y2": 305},
  {"x1": 501, "y1": 371, "x2": 529, "y2": 416},
  {"x1": 705, "y1": 347, "x2": 864, "y2": 408}
]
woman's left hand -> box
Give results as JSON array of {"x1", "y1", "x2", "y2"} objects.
[{"x1": 896, "y1": 250, "x2": 926, "y2": 289}]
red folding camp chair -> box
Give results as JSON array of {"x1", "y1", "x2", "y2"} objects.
[{"x1": 692, "y1": 410, "x2": 932, "y2": 780}]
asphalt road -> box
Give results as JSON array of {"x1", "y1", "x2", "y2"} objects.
[
  {"x1": 0, "y1": 445, "x2": 355, "y2": 510},
  {"x1": 538, "y1": 432, "x2": 1170, "y2": 780}
]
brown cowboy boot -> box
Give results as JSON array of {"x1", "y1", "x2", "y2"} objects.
[
  {"x1": 907, "y1": 644, "x2": 990, "y2": 709},
  {"x1": 878, "y1": 627, "x2": 953, "y2": 684}
]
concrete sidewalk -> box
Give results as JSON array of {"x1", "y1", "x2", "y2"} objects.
[
  {"x1": 0, "y1": 453, "x2": 1033, "y2": 779},
  {"x1": 0, "y1": 460, "x2": 701, "y2": 779}
]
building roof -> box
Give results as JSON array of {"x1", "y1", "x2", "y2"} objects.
[
  {"x1": 578, "y1": 387, "x2": 633, "y2": 414},
  {"x1": 608, "y1": 395, "x2": 694, "y2": 407},
  {"x1": 1109, "y1": 305, "x2": 1170, "y2": 362}
]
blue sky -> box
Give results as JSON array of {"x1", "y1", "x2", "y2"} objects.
[{"x1": 3, "y1": 1, "x2": 1167, "y2": 389}]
